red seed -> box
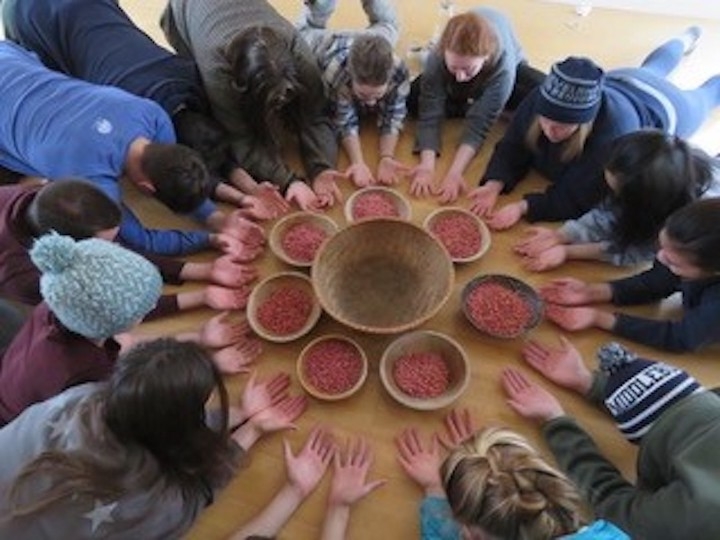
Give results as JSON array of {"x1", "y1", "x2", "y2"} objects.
[
  {"x1": 352, "y1": 191, "x2": 399, "y2": 220},
  {"x1": 392, "y1": 352, "x2": 450, "y2": 398},
  {"x1": 281, "y1": 222, "x2": 328, "y2": 263},
  {"x1": 303, "y1": 339, "x2": 363, "y2": 395},
  {"x1": 256, "y1": 286, "x2": 313, "y2": 335},
  {"x1": 466, "y1": 282, "x2": 534, "y2": 338},
  {"x1": 430, "y1": 213, "x2": 483, "y2": 259}
]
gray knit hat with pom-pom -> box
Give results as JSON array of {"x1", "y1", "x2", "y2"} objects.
[{"x1": 30, "y1": 233, "x2": 163, "y2": 339}]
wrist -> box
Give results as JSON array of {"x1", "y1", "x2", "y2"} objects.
[
  {"x1": 594, "y1": 310, "x2": 616, "y2": 330},
  {"x1": 423, "y1": 484, "x2": 445, "y2": 498},
  {"x1": 379, "y1": 154, "x2": 394, "y2": 161},
  {"x1": 231, "y1": 420, "x2": 262, "y2": 450}
]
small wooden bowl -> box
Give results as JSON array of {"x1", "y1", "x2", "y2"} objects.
[
  {"x1": 297, "y1": 334, "x2": 368, "y2": 401},
  {"x1": 379, "y1": 330, "x2": 469, "y2": 410},
  {"x1": 423, "y1": 207, "x2": 491, "y2": 263},
  {"x1": 247, "y1": 272, "x2": 322, "y2": 343},
  {"x1": 312, "y1": 219, "x2": 454, "y2": 334},
  {"x1": 269, "y1": 212, "x2": 339, "y2": 267},
  {"x1": 461, "y1": 274, "x2": 544, "y2": 339},
  {"x1": 344, "y1": 186, "x2": 412, "y2": 223}
]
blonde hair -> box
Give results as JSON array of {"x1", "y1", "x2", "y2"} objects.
[
  {"x1": 525, "y1": 116, "x2": 594, "y2": 163},
  {"x1": 441, "y1": 427, "x2": 584, "y2": 540}
]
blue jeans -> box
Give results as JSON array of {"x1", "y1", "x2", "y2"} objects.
[{"x1": 610, "y1": 36, "x2": 720, "y2": 137}]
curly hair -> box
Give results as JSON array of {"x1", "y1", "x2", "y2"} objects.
[{"x1": 441, "y1": 427, "x2": 584, "y2": 540}]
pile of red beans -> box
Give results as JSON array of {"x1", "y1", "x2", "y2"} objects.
[
  {"x1": 302, "y1": 338, "x2": 364, "y2": 395},
  {"x1": 352, "y1": 191, "x2": 399, "y2": 220},
  {"x1": 281, "y1": 222, "x2": 328, "y2": 263},
  {"x1": 429, "y1": 212, "x2": 483, "y2": 259},
  {"x1": 392, "y1": 352, "x2": 450, "y2": 398},
  {"x1": 465, "y1": 281, "x2": 534, "y2": 338},
  {"x1": 256, "y1": 286, "x2": 314, "y2": 335}
]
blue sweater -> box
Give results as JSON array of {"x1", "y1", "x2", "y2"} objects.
[
  {"x1": 610, "y1": 259, "x2": 720, "y2": 352},
  {"x1": 6, "y1": 0, "x2": 206, "y2": 117},
  {"x1": 482, "y1": 79, "x2": 664, "y2": 222},
  {"x1": 0, "y1": 42, "x2": 210, "y2": 255}
]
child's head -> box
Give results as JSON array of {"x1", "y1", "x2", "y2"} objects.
[
  {"x1": 139, "y1": 143, "x2": 211, "y2": 214},
  {"x1": 30, "y1": 233, "x2": 162, "y2": 339},
  {"x1": 605, "y1": 130, "x2": 715, "y2": 248},
  {"x1": 598, "y1": 342, "x2": 703, "y2": 443},
  {"x1": 348, "y1": 34, "x2": 394, "y2": 106},
  {"x1": 441, "y1": 427, "x2": 583, "y2": 540},
  {"x1": 658, "y1": 198, "x2": 720, "y2": 279},
  {"x1": 27, "y1": 179, "x2": 121, "y2": 240},
  {"x1": 172, "y1": 109, "x2": 232, "y2": 178},
  {"x1": 104, "y1": 338, "x2": 234, "y2": 489},
  {"x1": 438, "y1": 12, "x2": 497, "y2": 83}
]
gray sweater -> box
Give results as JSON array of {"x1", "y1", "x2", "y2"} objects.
[
  {"x1": 415, "y1": 7, "x2": 525, "y2": 154},
  {"x1": 161, "y1": 0, "x2": 337, "y2": 190},
  {"x1": 0, "y1": 384, "x2": 239, "y2": 538}
]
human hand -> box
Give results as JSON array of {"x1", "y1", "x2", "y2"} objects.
[
  {"x1": 312, "y1": 169, "x2": 346, "y2": 208},
  {"x1": 346, "y1": 162, "x2": 376, "y2": 188},
  {"x1": 223, "y1": 211, "x2": 266, "y2": 248},
  {"x1": 501, "y1": 368, "x2": 566, "y2": 423},
  {"x1": 209, "y1": 232, "x2": 263, "y2": 262},
  {"x1": 395, "y1": 428, "x2": 443, "y2": 495},
  {"x1": 437, "y1": 408, "x2": 476, "y2": 449},
  {"x1": 377, "y1": 156, "x2": 411, "y2": 186},
  {"x1": 435, "y1": 170, "x2": 467, "y2": 204},
  {"x1": 545, "y1": 304, "x2": 601, "y2": 332},
  {"x1": 486, "y1": 201, "x2": 526, "y2": 231},
  {"x1": 285, "y1": 426, "x2": 335, "y2": 497},
  {"x1": 204, "y1": 284, "x2": 250, "y2": 310},
  {"x1": 199, "y1": 311, "x2": 249, "y2": 348},
  {"x1": 243, "y1": 182, "x2": 290, "y2": 220},
  {"x1": 539, "y1": 278, "x2": 593, "y2": 306},
  {"x1": 408, "y1": 164, "x2": 435, "y2": 198},
  {"x1": 209, "y1": 255, "x2": 258, "y2": 287},
  {"x1": 514, "y1": 226, "x2": 563, "y2": 257},
  {"x1": 328, "y1": 437, "x2": 386, "y2": 508},
  {"x1": 467, "y1": 181, "x2": 503, "y2": 217},
  {"x1": 286, "y1": 180, "x2": 321, "y2": 211},
  {"x1": 241, "y1": 371, "x2": 291, "y2": 420},
  {"x1": 521, "y1": 335, "x2": 592, "y2": 394},
  {"x1": 520, "y1": 245, "x2": 567, "y2": 272},
  {"x1": 211, "y1": 338, "x2": 262, "y2": 374},
  {"x1": 249, "y1": 395, "x2": 308, "y2": 435}
]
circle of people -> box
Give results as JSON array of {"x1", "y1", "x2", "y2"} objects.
[{"x1": 0, "y1": 0, "x2": 719, "y2": 538}]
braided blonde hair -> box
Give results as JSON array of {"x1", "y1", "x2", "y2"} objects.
[{"x1": 441, "y1": 427, "x2": 584, "y2": 540}]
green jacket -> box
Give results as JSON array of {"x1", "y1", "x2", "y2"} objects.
[{"x1": 543, "y1": 384, "x2": 720, "y2": 540}]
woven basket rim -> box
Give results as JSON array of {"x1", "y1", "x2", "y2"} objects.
[
  {"x1": 269, "y1": 211, "x2": 339, "y2": 268},
  {"x1": 423, "y1": 206, "x2": 492, "y2": 263}
]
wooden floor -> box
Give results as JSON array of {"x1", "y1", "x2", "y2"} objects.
[{"x1": 115, "y1": 1, "x2": 720, "y2": 538}]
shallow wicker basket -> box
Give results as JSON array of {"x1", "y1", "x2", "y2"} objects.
[
  {"x1": 461, "y1": 274, "x2": 544, "y2": 339},
  {"x1": 379, "y1": 330, "x2": 470, "y2": 411},
  {"x1": 312, "y1": 219, "x2": 454, "y2": 334},
  {"x1": 247, "y1": 272, "x2": 322, "y2": 343},
  {"x1": 423, "y1": 206, "x2": 491, "y2": 263},
  {"x1": 344, "y1": 186, "x2": 412, "y2": 223},
  {"x1": 297, "y1": 334, "x2": 368, "y2": 401},
  {"x1": 269, "y1": 211, "x2": 339, "y2": 267}
]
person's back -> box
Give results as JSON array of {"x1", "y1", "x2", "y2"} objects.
[
  {"x1": 0, "y1": 41, "x2": 174, "y2": 196},
  {"x1": 4, "y1": 0, "x2": 205, "y2": 116}
]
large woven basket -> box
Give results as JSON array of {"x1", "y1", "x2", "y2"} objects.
[{"x1": 312, "y1": 219, "x2": 454, "y2": 334}]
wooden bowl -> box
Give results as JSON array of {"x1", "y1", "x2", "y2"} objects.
[
  {"x1": 312, "y1": 219, "x2": 454, "y2": 334},
  {"x1": 344, "y1": 186, "x2": 412, "y2": 223},
  {"x1": 423, "y1": 207, "x2": 491, "y2": 263},
  {"x1": 379, "y1": 330, "x2": 469, "y2": 410},
  {"x1": 297, "y1": 334, "x2": 368, "y2": 401},
  {"x1": 247, "y1": 272, "x2": 322, "y2": 343},
  {"x1": 269, "y1": 212, "x2": 339, "y2": 267},
  {"x1": 461, "y1": 274, "x2": 544, "y2": 339}
]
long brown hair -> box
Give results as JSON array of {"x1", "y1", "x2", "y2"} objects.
[{"x1": 8, "y1": 339, "x2": 237, "y2": 519}]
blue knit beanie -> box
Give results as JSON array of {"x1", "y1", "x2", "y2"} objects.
[
  {"x1": 536, "y1": 56, "x2": 604, "y2": 124},
  {"x1": 30, "y1": 233, "x2": 163, "y2": 340},
  {"x1": 599, "y1": 342, "x2": 702, "y2": 444}
]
